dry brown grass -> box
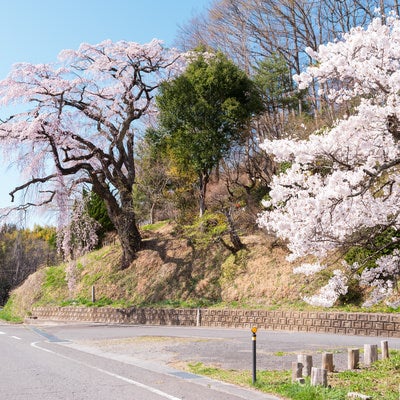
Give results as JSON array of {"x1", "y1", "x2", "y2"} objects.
[
  {"x1": 10, "y1": 222, "x2": 315, "y2": 313},
  {"x1": 11, "y1": 268, "x2": 46, "y2": 316}
]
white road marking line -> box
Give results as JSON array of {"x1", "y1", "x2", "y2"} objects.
[
  {"x1": 31, "y1": 342, "x2": 182, "y2": 400},
  {"x1": 11, "y1": 336, "x2": 22, "y2": 340},
  {"x1": 0, "y1": 331, "x2": 6, "y2": 334}
]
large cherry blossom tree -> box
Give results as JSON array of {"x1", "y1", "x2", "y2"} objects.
[
  {"x1": 258, "y1": 16, "x2": 400, "y2": 307},
  {"x1": 0, "y1": 40, "x2": 183, "y2": 269}
]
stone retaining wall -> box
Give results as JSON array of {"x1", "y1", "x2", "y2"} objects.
[
  {"x1": 31, "y1": 306, "x2": 400, "y2": 337},
  {"x1": 32, "y1": 306, "x2": 198, "y2": 326}
]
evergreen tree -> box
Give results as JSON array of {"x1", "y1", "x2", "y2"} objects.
[
  {"x1": 156, "y1": 50, "x2": 263, "y2": 216},
  {"x1": 85, "y1": 190, "x2": 115, "y2": 245}
]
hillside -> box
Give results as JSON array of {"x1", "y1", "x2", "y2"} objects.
[{"x1": 9, "y1": 222, "x2": 319, "y2": 318}]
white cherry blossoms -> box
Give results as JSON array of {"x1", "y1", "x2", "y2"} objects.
[{"x1": 258, "y1": 16, "x2": 400, "y2": 307}]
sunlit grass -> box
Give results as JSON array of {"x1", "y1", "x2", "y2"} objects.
[
  {"x1": 0, "y1": 295, "x2": 23, "y2": 323},
  {"x1": 187, "y1": 350, "x2": 400, "y2": 400}
]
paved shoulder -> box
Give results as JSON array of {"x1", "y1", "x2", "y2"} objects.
[{"x1": 64, "y1": 340, "x2": 281, "y2": 400}]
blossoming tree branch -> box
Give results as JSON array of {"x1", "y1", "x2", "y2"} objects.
[
  {"x1": 258, "y1": 17, "x2": 400, "y2": 307},
  {"x1": 0, "y1": 40, "x2": 183, "y2": 269}
]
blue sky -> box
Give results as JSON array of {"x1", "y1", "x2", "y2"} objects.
[{"x1": 0, "y1": 0, "x2": 211, "y2": 226}]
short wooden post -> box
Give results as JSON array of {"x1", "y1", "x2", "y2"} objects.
[
  {"x1": 381, "y1": 340, "x2": 389, "y2": 359},
  {"x1": 91, "y1": 285, "x2": 96, "y2": 303},
  {"x1": 348, "y1": 348, "x2": 359, "y2": 369},
  {"x1": 364, "y1": 344, "x2": 378, "y2": 366},
  {"x1": 196, "y1": 308, "x2": 201, "y2": 327},
  {"x1": 310, "y1": 367, "x2": 327, "y2": 387},
  {"x1": 297, "y1": 354, "x2": 313, "y2": 376},
  {"x1": 322, "y1": 352, "x2": 334, "y2": 372},
  {"x1": 291, "y1": 362, "x2": 303, "y2": 382}
]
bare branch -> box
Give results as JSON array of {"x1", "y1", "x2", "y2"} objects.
[{"x1": 9, "y1": 174, "x2": 58, "y2": 202}]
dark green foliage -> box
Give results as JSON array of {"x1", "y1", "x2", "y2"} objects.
[
  {"x1": 338, "y1": 277, "x2": 364, "y2": 306},
  {"x1": 144, "y1": 127, "x2": 167, "y2": 155},
  {"x1": 184, "y1": 211, "x2": 228, "y2": 248},
  {"x1": 251, "y1": 184, "x2": 270, "y2": 204},
  {"x1": 84, "y1": 190, "x2": 115, "y2": 244},
  {"x1": 344, "y1": 227, "x2": 400, "y2": 271},
  {"x1": 341, "y1": 227, "x2": 400, "y2": 304},
  {"x1": 0, "y1": 281, "x2": 11, "y2": 307},
  {"x1": 157, "y1": 51, "x2": 263, "y2": 172},
  {"x1": 156, "y1": 50, "x2": 263, "y2": 215},
  {"x1": 254, "y1": 54, "x2": 299, "y2": 111}
]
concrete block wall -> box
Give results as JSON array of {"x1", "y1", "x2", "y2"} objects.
[
  {"x1": 31, "y1": 307, "x2": 400, "y2": 337},
  {"x1": 199, "y1": 309, "x2": 400, "y2": 337},
  {"x1": 32, "y1": 306, "x2": 198, "y2": 326}
]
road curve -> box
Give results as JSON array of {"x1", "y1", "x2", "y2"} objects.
[{"x1": 0, "y1": 322, "x2": 280, "y2": 400}]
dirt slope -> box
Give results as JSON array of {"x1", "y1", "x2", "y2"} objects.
[{"x1": 11, "y1": 223, "x2": 308, "y2": 315}]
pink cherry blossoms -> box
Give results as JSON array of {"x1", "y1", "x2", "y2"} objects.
[
  {"x1": 0, "y1": 39, "x2": 185, "y2": 267},
  {"x1": 258, "y1": 16, "x2": 400, "y2": 307}
]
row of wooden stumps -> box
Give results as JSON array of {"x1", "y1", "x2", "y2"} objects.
[{"x1": 292, "y1": 340, "x2": 390, "y2": 397}]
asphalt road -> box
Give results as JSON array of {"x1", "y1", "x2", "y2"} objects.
[
  {"x1": 0, "y1": 322, "x2": 279, "y2": 400},
  {"x1": 2, "y1": 321, "x2": 400, "y2": 399},
  {"x1": 36, "y1": 322, "x2": 400, "y2": 371}
]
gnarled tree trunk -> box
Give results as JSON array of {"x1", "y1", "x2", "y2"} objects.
[
  {"x1": 113, "y1": 206, "x2": 141, "y2": 269},
  {"x1": 95, "y1": 184, "x2": 142, "y2": 270}
]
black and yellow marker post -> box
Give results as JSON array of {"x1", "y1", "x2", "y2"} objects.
[{"x1": 251, "y1": 326, "x2": 257, "y2": 384}]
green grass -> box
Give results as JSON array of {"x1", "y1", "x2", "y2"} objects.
[
  {"x1": 188, "y1": 350, "x2": 400, "y2": 400},
  {"x1": 138, "y1": 298, "x2": 214, "y2": 308},
  {"x1": 43, "y1": 265, "x2": 67, "y2": 289},
  {"x1": 3, "y1": 219, "x2": 400, "y2": 319},
  {"x1": 0, "y1": 295, "x2": 23, "y2": 323},
  {"x1": 81, "y1": 271, "x2": 103, "y2": 286},
  {"x1": 59, "y1": 297, "x2": 133, "y2": 308},
  {"x1": 141, "y1": 220, "x2": 170, "y2": 231},
  {"x1": 203, "y1": 298, "x2": 400, "y2": 313},
  {"x1": 45, "y1": 295, "x2": 214, "y2": 310}
]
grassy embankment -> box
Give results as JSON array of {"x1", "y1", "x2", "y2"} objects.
[{"x1": 1, "y1": 220, "x2": 399, "y2": 321}]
